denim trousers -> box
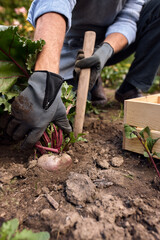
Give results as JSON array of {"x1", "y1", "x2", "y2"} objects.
[{"x1": 107, "y1": 0, "x2": 160, "y2": 92}]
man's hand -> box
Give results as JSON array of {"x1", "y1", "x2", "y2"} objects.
[
  {"x1": 6, "y1": 71, "x2": 72, "y2": 149},
  {"x1": 74, "y1": 42, "x2": 114, "y2": 90}
]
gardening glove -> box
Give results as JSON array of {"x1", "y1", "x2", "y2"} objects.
[
  {"x1": 6, "y1": 71, "x2": 72, "y2": 149},
  {"x1": 75, "y1": 42, "x2": 114, "y2": 90}
]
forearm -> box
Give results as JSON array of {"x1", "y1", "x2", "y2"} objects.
[
  {"x1": 104, "y1": 33, "x2": 128, "y2": 54},
  {"x1": 34, "y1": 13, "x2": 66, "y2": 73}
]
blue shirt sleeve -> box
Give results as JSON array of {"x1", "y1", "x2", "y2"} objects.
[
  {"x1": 105, "y1": 0, "x2": 146, "y2": 45},
  {"x1": 27, "y1": 0, "x2": 76, "y2": 29}
]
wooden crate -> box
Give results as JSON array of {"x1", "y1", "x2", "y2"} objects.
[{"x1": 123, "y1": 93, "x2": 160, "y2": 156}]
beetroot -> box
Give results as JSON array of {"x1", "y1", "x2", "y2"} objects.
[{"x1": 38, "y1": 153, "x2": 72, "y2": 172}]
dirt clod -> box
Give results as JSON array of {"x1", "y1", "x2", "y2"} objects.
[
  {"x1": 110, "y1": 156, "x2": 124, "y2": 167},
  {"x1": 66, "y1": 172, "x2": 96, "y2": 206},
  {"x1": 96, "y1": 158, "x2": 110, "y2": 169},
  {"x1": 73, "y1": 218, "x2": 103, "y2": 240},
  {"x1": 99, "y1": 169, "x2": 126, "y2": 186}
]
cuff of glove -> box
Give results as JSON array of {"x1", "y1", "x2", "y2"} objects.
[
  {"x1": 30, "y1": 71, "x2": 64, "y2": 110},
  {"x1": 101, "y1": 42, "x2": 114, "y2": 57},
  {"x1": 95, "y1": 42, "x2": 114, "y2": 70}
]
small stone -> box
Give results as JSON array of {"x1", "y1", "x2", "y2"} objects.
[
  {"x1": 96, "y1": 158, "x2": 110, "y2": 169},
  {"x1": 124, "y1": 221, "x2": 130, "y2": 227},
  {"x1": 42, "y1": 187, "x2": 49, "y2": 194},
  {"x1": 110, "y1": 156, "x2": 124, "y2": 167},
  {"x1": 40, "y1": 209, "x2": 54, "y2": 221},
  {"x1": 74, "y1": 158, "x2": 79, "y2": 164}
]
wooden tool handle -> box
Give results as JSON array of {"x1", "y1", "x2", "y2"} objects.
[{"x1": 74, "y1": 31, "x2": 96, "y2": 137}]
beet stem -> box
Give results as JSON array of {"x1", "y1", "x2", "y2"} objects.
[{"x1": 35, "y1": 143, "x2": 59, "y2": 153}]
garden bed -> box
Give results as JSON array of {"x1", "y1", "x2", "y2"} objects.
[{"x1": 0, "y1": 89, "x2": 159, "y2": 240}]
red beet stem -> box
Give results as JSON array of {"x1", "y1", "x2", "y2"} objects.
[
  {"x1": 56, "y1": 129, "x2": 63, "y2": 149},
  {"x1": 43, "y1": 131, "x2": 50, "y2": 144},
  {"x1": 35, "y1": 141, "x2": 45, "y2": 155},
  {"x1": 35, "y1": 143, "x2": 59, "y2": 153},
  {"x1": 52, "y1": 124, "x2": 59, "y2": 148}
]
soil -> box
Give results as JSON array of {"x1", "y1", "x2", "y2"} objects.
[{"x1": 0, "y1": 89, "x2": 160, "y2": 240}]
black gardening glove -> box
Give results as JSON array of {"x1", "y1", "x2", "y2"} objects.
[
  {"x1": 6, "y1": 71, "x2": 72, "y2": 149},
  {"x1": 75, "y1": 42, "x2": 114, "y2": 90}
]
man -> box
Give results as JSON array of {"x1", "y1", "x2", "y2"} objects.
[{"x1": 6, "y1": 0, "x2": 160, "y2": 149}]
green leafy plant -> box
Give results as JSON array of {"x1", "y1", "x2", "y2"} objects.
[
  {"x1": 86, "y1": 100, "x2": 101, "y2": 115},
  {"x1": 61, "y1": 132, "x2": 87, "y2": 152},
  {"x1": 0, "y1": 218, "x2": 50, "y2": 240},
  {"x1": 61, "y1": 81, "x2": 76, "y2": 124},
  {"x1": 124, "y1": 124, "x2": 160, "y2": 179},
  {"x1": 101, "y1": 62, "x2": 131, "y2": 89},
  {"x1": 0, "y1": 25, "x2": 45, "y2": 113}
]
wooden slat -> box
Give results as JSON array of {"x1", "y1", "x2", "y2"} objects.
[
  {"x1": 124, "y1": 96, "x2": 160, "y2": 132},
  {"x1": 126, "y1": 93, "x2": 160, "y2": 103}
]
